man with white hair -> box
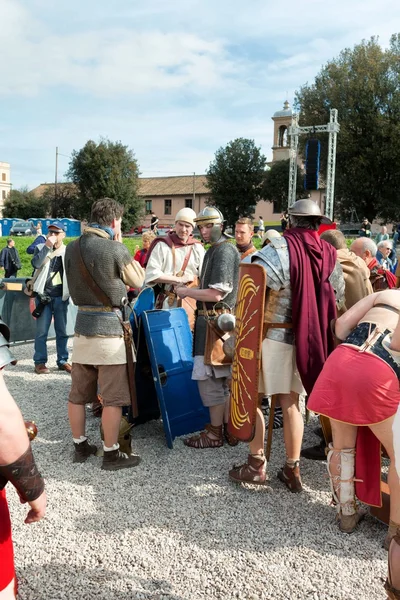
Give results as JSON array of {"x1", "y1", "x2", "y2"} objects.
[
  {"x1": 351, "y1": 237, "x2": 396, "y2": 291},
  {"x1": 144, "y1": 208, "x2": 205, "y2": 310},
  {"x1": 377, "y1": 240, "x2": 394, "y2": 271}
]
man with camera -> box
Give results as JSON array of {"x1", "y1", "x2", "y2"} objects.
[{"x1": 31, "y1": 221, "x2": 71, "y2": 375}]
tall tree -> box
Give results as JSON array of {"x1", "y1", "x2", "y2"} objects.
[
  {"x1": 40, "y1": 184, "x2": 80, "y2": 218},
  {"x1": 206, "y1": 138, "x2": 267, "y2": 226},
  {"x1": 66, "y1": 138, "x2": 143, "y2": 230},
  {"x1": 3, "y1": 188, "x2": 49, "y2": 220},
  {"x1": 295, "y1": 35, "x2": 400, "y2": 223},
  {"x1": 262, "y1": 160, "x2": 306, "y2": 212}
]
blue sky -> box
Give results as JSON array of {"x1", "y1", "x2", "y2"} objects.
[{"x1": 1, "y1": 0, "x2": 399, "y2": 189}]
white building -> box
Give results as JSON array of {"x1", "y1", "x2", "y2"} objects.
[{"x1": 0, "y1": 162, "x2": 11, "y2": 216}]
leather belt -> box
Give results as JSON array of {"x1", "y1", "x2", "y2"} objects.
[
  {"x1": 78, "y1": 306, "x2": 121, "y2": 314},
  {"x1": 343, "y1": 322, "x2": 400, "y2": 379},
  {"x1": 197, "y1": 309, "x2": 218, "y2": 316}
]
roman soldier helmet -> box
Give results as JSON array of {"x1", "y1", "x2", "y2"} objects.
[
  {"x1": 175, "y1": 207, "x2": 197, "y2": 228},
  {"x1": 194, "y1": 206, "x2": 224, "y2": 243},
  {"x1": 288, "y1": 199, "x2": 332, "y2": 224}
]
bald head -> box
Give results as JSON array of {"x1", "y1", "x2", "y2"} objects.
[
  {"x1": 350, "y1": 237, "x2": 377, "y2": 265},
  {"x1": 320, "y1": 230, "x2": 347, "y2": 250}
]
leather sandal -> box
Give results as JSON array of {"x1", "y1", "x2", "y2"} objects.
[
  {"x1": 229, "y1": 454, "x2": 267, "y2": 485},
  {"x1": 184, "y1": 424, "x2": 223, "y2": 449},
  {"x1": 385, "y1": 528, "x2": 400, "y2": 599},
  {"x1": 224, "y1": 423, "x2": 239, "y2": 447},
  {"x1": 277, "y1": 461, "x2": 303, "y2": 493}
]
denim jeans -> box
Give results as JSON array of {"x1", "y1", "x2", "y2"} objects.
[{"x1": 33, "y1": 296, "x2": 69, "y2": 367}]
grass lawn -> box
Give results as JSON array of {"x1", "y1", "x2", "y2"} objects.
[
  {"x1": 1, "y1": 236, "x2": 143, "y2": 278},
  {"x1": 3, "y1": 234, "x2": 352, "y2": 279}
]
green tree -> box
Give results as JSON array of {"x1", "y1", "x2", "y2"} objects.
[
  {"x1": 40, "y1": 184, "x2": 80, "y2": 219},
  {"x1": 66, "y1": 138, "x2": 144, "y2": 230},
  {"x1": 206, "y1": 138, "x2": 267, "y2": 226},
  {"x1": 262, "y1": 160, "x2": 306, "y2": 211},
  {"x1": 3, "y1": 188, "x2": 50, "y2": 220},
  {"x1": 295, "y1": 34, "x2": 400, "y2": 223}
]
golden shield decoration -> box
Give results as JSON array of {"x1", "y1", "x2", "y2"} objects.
[{"x1": 227, "y1": 263, "x2": 266, "y2": 442}]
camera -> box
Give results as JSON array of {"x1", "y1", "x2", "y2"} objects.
[{"x1": 31, "y1": 294, "x2": 51, "y2": 318}]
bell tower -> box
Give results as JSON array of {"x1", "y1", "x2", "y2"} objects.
[{"x1": 271, "y1": 100, "x2": 293, "y2": 162}]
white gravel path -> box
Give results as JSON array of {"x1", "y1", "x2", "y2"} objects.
[{"x1": 5, "y1": 341, "x2": 388, "y2": 600}]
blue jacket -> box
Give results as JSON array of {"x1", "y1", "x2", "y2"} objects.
[{"x1": 26, "y1": 235, "x2": 46, "y2": 255}]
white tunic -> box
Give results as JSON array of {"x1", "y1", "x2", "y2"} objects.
[{"x1": 144, "y1": 241, "x2": 205, "y2": 309}]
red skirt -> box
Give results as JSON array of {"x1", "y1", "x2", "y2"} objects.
[
  {"x1": 308, "y1": 345, "x2": 400, "y2": 506},
  {"x1": 0, "y1": 488, "x2": 15, "y2": 592}
]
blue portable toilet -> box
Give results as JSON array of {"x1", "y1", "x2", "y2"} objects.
[
  {"x1": 61, "y1": 218, "x2": 81, "y2": 237},
  {"x1": 1, "y1": 218, "x2": 19, "y2": 236}
]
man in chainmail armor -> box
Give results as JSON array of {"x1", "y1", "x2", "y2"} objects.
[
  {"x1": 176, "y1": 207, "x2": 240, "y2": 448},
  {"x1": 229, "y1": 199, "x2": 345, "y2": 492},
  {"x1": 65, "y1": 198, "x2": 144, "y2": 471}
]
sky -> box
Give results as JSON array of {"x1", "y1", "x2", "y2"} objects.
[{"x1": 1, "y1": 0, "x2": 399, "y2": 189}]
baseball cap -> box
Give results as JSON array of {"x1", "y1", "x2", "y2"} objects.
[{"x1": 48, "y1": 220, "x2": 66, "y2": 232}]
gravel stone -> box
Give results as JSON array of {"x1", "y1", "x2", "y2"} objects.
[{"x1": 4, "y1": 340, "x2": 388, "y2": 600}]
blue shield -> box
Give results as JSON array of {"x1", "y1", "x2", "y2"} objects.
[{"x1": 142, "y1": 308, "x2": 209, "y2": 448}]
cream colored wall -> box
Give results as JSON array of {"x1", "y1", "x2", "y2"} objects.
[
  {"x1": 141, "y1": 194, "x2": 211, "y2": 227},
  {"x1": 0, "y1": 162, "x2": 11, "y2": 216}
]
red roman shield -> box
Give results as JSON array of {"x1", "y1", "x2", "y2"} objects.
[{"x1": 227, "y1": 263, "x2": 266, "y2": 442}]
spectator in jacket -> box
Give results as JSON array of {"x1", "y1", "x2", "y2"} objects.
[{"x1": 0, "y1": 239, "x2": 21, "y2": 278}]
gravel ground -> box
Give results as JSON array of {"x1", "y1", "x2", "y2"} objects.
[{"x1": 5, "y1": 341, "x2": 388, "y2": 600}]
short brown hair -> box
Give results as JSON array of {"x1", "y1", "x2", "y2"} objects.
[
  {"x1": 235, "y1": 217, "x2": 254, "y2": 231},
  {"x1": 90, "y1": 198, "x2": 124, "y2": 226},
  {"x1": 320, "y1": 229, "x2": 347, "y2": 250}
]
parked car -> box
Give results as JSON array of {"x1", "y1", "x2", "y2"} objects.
[{"x1": 10, "y1": 220, "x2": 34, "y2": 236}]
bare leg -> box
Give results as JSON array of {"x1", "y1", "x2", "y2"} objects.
[
  {"x1": 102, "y1": 406, "x2": 123, "y2": 447},
  {"x1": 208, "y1": 403, "x2": 226, "y2": 437},
  {"x1": 369, "y1": 417, "x2": 400, "y2": 539},
  {"x1": 249, "y1": 408, "x2": 266, "y2": 456},
  {"x1": 280, "y1": 392, "x2": 303, "y2": 459},
  {"x1": 68, "y1": 403, "x2": 86, "y2": 438}
]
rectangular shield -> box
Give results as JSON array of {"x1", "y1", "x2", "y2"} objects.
[
  {"x1": 227, "y1": 263, "x2": 266, "y2": 442},
  {"x1": 142, "y1": 308, "x2": 209, "y2": 449}
]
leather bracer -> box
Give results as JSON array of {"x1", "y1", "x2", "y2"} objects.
[{"x1": 0, "y1": 445, "x2": 45, "y2": 501}]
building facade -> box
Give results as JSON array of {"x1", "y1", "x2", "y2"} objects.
[{"x1": 0, "y1": 162, "x2": 11, "y2": 216}]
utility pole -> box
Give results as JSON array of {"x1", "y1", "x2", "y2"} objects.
[
  {"x1": 54, "y1": 147, "x2": 59, "y2": 211},
  {"x1": 192, "y1": 172, "x2": 196, "y2": 210}
]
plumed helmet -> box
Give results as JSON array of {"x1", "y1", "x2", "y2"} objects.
[
  {"x1": 194, "y1": 206, "x2": 224, "y2": 243},
  {"x1": 288, "y1": 199, "x2": 332, "y2": 224},
  {"x1": 175, "y1": 207, "x2": 197, "y2": 228}
]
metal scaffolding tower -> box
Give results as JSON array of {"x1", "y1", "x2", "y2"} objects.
[{"x1": 287, "y1": 108, "x2": 339, "y2": 221}]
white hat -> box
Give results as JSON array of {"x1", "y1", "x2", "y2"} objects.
[
  {"x1": 261, "y1": 229, "x2": 281, "y2": 245},
  {"x1": 175, "y1": 208, "x2": 197, "y2": 228}
]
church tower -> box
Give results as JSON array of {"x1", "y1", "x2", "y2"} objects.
[{"x1": 271, "y1": 100, "x2": 293, "y2": 162}]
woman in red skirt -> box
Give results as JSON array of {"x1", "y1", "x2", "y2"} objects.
[
  {"x1": 0, "y1": 341, "x2": 46, "y2": 598},
  {"x1": 308, "y1": 289, "x2": 400, "y2": 598}
]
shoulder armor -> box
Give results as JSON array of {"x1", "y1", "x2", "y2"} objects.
[{"x1": 252, "y1": 237, "x2": 290, "y2": 290}]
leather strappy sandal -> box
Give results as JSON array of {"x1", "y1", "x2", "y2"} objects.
[{"x1": 184, "y1": 424, "x2": 223, "y2": 449}]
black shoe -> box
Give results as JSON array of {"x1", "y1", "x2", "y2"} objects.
[
  {"x1": 300, "y1": 440, "x2": 327, "y2": 461},
  {"x1": 101, "y1": 448, "x2": 141, "y2": 471},
  {"x1": 73, "y1": 439, "x2": 97, "y2": 463}
]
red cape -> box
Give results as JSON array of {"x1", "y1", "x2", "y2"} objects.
[{"x1": 284, "y1": 228, "x2": 337, "y2": 395}]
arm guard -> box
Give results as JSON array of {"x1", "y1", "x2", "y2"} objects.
[{"x1": 0, "y1": 445, "x2": 45, "y2": 501}]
